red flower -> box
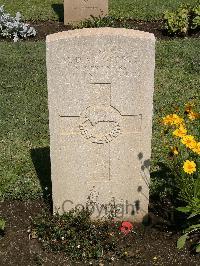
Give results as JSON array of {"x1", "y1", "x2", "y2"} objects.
[{"x1": 119, "y1": 221, "x2": 133, "y2": 235}]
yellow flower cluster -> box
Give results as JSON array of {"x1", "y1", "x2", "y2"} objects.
[
  {"x1": 162, "y1": 104, "x2": 199, "y2": 175},
  {"x1": 162, "y1": 113, "x2": 200, "y2": 155},
  {"x1": 181, "y1": 135, "x2": 196, "y2": 149},
  {"x1": 192, "y1": 142, "x2": 200, "y2": 155},
  {"x1": 180, "y1": 135, "x2": 200, "y2": 155},
  {"x1": 173, "y1": 124, "x2": 187, "y2": 138},
  {"x1": 162, "y1": 114, "x2": 184, "y2": 126}
]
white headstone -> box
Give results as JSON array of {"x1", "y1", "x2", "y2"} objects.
[
  {"x1": 64, "y1": 0, "x2": 108, "y2": 25},
  {"x1": 47, "y1": 28, "x2": 155, "y2": 222}
]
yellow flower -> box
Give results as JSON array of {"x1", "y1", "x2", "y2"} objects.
[
  {"x1": 172, "y1": 114, "x2": 184, "y2": 125},
  {"x1": 187, "y1": 111, "x2": 200, "y2": 121},
  {"x1": 183, "y1": 160, "x2": 196, "y2": 174},
  {"x1": 191, "y1": 142, "x2": 200, "y2": 155},
  {"x1": 162, "y1": 114, "x2": 174, "y2": 125},
  {"x1": 162, "y1": 114, "x2": 184, "y2": 126},
  {"x1": 181, "y1": 135, "x2": 197, "y2": 149},
  {"x1": 173, "y1": 125, "x2": 187, "y2": 138},
  {"x1": 171, "y1": 147, "x2": 179, "y2": 155}
]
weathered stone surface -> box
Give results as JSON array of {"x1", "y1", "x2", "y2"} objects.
[
  {"x1": 46, "y1": 28, "x2": 155, "y2": 222},
  {"x1": 64, "y1": 0, "x2": 108, "y2": 25}
]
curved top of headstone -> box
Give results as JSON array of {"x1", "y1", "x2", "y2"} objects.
[{"x1": 46, "y1": 28, "x2": 155, "y2": 43}]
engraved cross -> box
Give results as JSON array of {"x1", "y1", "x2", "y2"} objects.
[{"x1": 60, "y1": 83, "x2": 141, "y2": 181}]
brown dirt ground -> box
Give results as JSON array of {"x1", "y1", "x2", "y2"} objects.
[
  {"x1": 0, "y1": 200, "x2": 199, "y2": 266},
  {"x1": 30, "y1": 20, "x2": 166, "y2": 41},
  {"x1": 0, "y1": 20, "x2": 199, "y2": 42}
]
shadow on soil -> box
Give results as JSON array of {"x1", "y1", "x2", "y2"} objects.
[
  {"x1": 31, "y1": 147, "x2": 52, "y2": 208},
  {"x1": 52, "y1": 4, "x2": 64, "y2": 22}
]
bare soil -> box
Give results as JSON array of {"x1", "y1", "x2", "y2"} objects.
[
  {"x1": 0, "y1": 200, "x2": 199, "y2": 266},
  {"x1": 30, "y1": 20, "x2": 200, "y2": 41}
]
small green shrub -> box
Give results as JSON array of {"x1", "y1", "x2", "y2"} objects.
[
  {"x1": 32, "y1": 207, "x2": 134, "y2": 262},
  {"x1": 164, "y1": 3, "x2": 200, "y2": 35},
  {"x1": 76, "y1": 16, "x2": 131, "y2": 29},
  {"x1": 191, "y1": 4, "x2": 200, "y2": 29},
  {"x1": 78, "y1": 15, "x2": 116, "y2": 28},
  {"x1": 161, "y1": 103, "x2": 200, "y2": 202},
  {"x1": 177, "y1": 205, "x2": 200, "y2": 252},
  {"x1": 164, "y1": 5, "x2": 190, "y2": 35},
  {"x1": 177, "y1": 178, "x2": 200, "y2": 253},
  {"x1": 0, "y1": 5, "x2": 36, "y2": 41},
  {"x1": 161, "y1": 103, "x2": 200, "y2": 252}
]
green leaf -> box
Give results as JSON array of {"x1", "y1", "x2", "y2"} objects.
[
  {"x1": 185, "y1": 224, "x2": 200, "y2": 232},
  {"x1": 0, "y1": 218, "x2": 6, "y2": 231},
  {"x1": 196, "y1": 244, "x2": 200, "y2": 253},
  {"x1": 188, "y1": 213, "x2": 197, "y2": 219},
  {"x1": 188, "y1": 224, "x2": 200, "y2": 230},
  {"x1": 176, "y1": 206, "x2": 190, "y2": 213},
  {"x1": 177, "y1": 234, "x2": 188, "y2": 249}
]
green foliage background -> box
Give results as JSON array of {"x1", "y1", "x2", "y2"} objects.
[{"x1": 0, "y1": 0, "x2": 198, "y2": 21}]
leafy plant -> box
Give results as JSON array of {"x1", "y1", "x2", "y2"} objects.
[
  {"x1": 191, "y1": 4, "x2": 200, "y2": 29},
  {"x1": 177, "y1": 223, "x2": 200, "y2": 252},
  {"x1": 75, "y1": 15, "x2": 137, "y2": 30},
  {"x1": 162, "y1": 103, "x2": 200, "y2": 200},
  {"x1": 177, "y1": 207, "x2": 200, "y2": 253},
  {"x1": 32, "y1": 207, "x2": 133, "y2": 262},
  {"x1": 0, "y1": 5, "x2": 36, "y2": 41},
  {"x1": 164, "y1": 5, "x2": 190, "y2": 35},
  {"x1": 163, "y1": 3, "x2": 200, "y2": 35},
  {"x1": 77, "y1": 15, "x2": 116, "y2": 29},
  {"x1": 162, "y1": 102, "x2": 200, "y2": 252},
  {"x1": 177, "y1": 178, "x2": 200, "y2": 252}
]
